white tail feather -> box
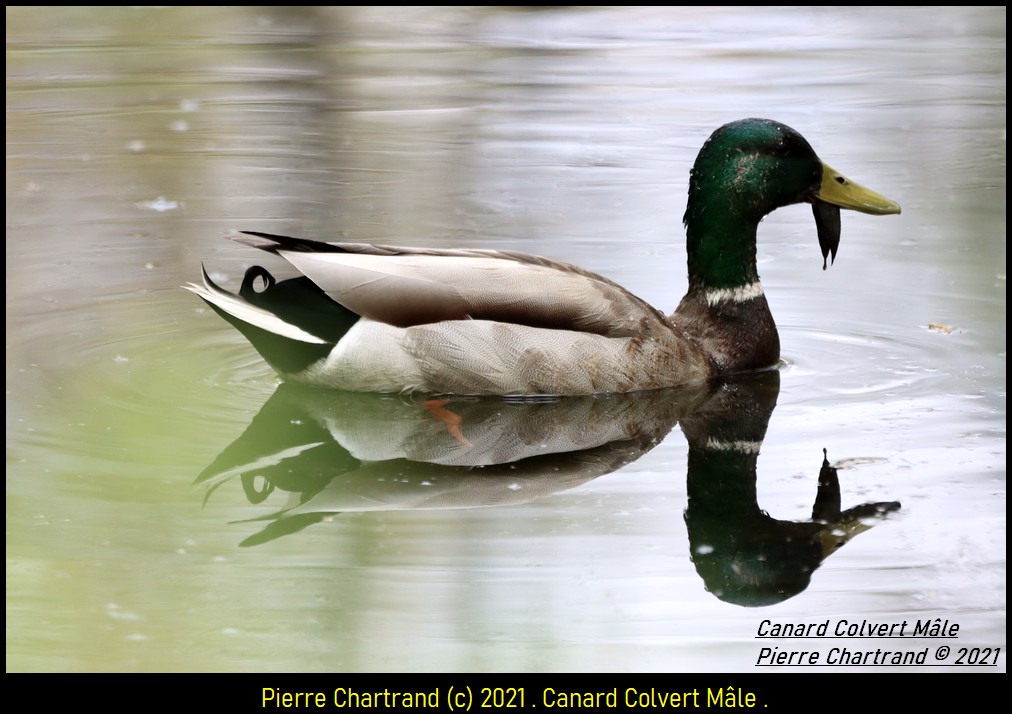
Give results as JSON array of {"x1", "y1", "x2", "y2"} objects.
[{"x1": 183, "y1": 268, "x2": 328, "y2": 345}]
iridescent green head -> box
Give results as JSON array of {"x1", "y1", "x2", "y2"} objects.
[{"x1": 684, "y1": 118, "x2": 900, "y2": 289}]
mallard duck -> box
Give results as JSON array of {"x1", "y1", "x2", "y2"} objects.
[{"x1": 186, "y1": 118, "x2": 900, "y2": 395}]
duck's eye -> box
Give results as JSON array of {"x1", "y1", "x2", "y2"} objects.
[{"x1": 772, "y1": 139, "x2": 790, "y2": 157}]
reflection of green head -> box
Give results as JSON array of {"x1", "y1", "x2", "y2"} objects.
[
  {"x1": 684, "y1": 436, "x2": 901, "y2": 607},
  {"x1": 686, "y1": 515, "x2": 824, "y2": 607}
]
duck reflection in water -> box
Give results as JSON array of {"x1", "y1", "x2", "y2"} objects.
[
  {"x1": 678, "y1": 374, "x2": 900, "y2": 606},
  {"x1": 197, "y1": 371, "x2": 899, "y2": 606}
]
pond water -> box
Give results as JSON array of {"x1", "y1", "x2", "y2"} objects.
[{"x1": 6, "y1": 6, "x2": 1005, "y2": 673}]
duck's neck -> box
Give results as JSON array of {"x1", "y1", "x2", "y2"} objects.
[
  {"x1": 684, "y1": 172, "x2": 764, "y2": 292},
  {"x1": 673, "y1": 192, "x2": 779, "y2": 374}
]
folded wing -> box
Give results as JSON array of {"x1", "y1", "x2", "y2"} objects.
[{"x1": 231, "y1": 232, "x2": 673, "y2": 338}]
